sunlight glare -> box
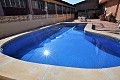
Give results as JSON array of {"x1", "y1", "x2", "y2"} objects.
[{"x1": 43, "y1": 50, "x2": 50, "y2": 56}]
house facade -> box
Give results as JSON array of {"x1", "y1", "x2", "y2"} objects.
[
  {"x1": 0, "y1": 0, "x2": 75, "y2": 39},
  {"x1": 99, "y1": 0, "x2": 120, "y2": 20},
  {"x1": 75, "y1": 0, "x2": 100, "y2": 19},
  {"x1": 0, "y1": 0, "x2": 75, "y2": 16}
]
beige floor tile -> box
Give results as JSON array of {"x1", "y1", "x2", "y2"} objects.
[
  {"x1": 0, "y1": 54, "x2": 12, "y2": 67},
  {"x1": 43, "y1": 65, "x2": 109, "y2": 80},
  {"x1": 102, "y1": 67, "x2": 120, "y2": 80},
  {"x1": 0, "y1": 59, "x2": 48, "y2": 80}
]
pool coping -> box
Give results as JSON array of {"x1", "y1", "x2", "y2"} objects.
[
  {"x1": 84, "y1": 23, "x2": 120, "y2": 42},
  {"x1": 0, "y1": 22, "x2": 120, "y2": 80}
]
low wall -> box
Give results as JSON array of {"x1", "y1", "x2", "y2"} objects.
[{"x1": 0, "y1": 14, "x2": 74, "y2": 39}]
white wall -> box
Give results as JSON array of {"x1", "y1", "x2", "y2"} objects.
[{"x1": 0, "y1": 14, "x2": 74, "y2": 39}]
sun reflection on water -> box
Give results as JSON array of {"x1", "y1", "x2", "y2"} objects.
[
  {"x1": 43, "y1": 50, "x2": 50, "y2": 56},
  {"x1": 42, "y1": 48, "x2": 52, "y2": 58}
]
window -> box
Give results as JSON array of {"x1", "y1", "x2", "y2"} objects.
[
  {"x1": 57, "y1": 5, "x2": 62, "y2": 14},
  {"x1": 63, "y1": 6, "x2": 66, "y2": 12},
  {"x1": 57, "y1": 5, "x2": 62, "y2": 11},
  {"x1": 69, "y1": 8, "x2": 71, "y2": 13},
  {"x1": 72, "y1": 8, "x2": 75, "y2": 13},
  {"x1": 63, "y1": 6, "x2": 67, "y2": 14},
  {"x1": 32, "y1": 1, "x2": 39, "y2": 9},
  {"x1": 15, "y1": 0, "x2": 20, "y2": 7},
  {"x1": 38, "y1": 1, "x2": 45, "y2": 10},
  {"x1": 11, "y1": 0, "x2": 16, "y2": 7},
  {"x1": 67, "y1": 7, "x2": 71, "y2": 13},
  {"x1": 0, "y1": 0, "x2": 27, "y2": 8},
  {"x1": 68, "y1": 7, "x2": 70, "y2": 11},
  {"x1": 20, "y1": 0, "x2": 26, "y2": 8},
  {"x1": 0, "y1": 0, "x2": 6, "y2": 7},
  {"x1": 5, "y1": 0, "x2": 11, "y2": 7},
  {"x1": 47, "y1": 3, "x2": 55, "y2": 11}
]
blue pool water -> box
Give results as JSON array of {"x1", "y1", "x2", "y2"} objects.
[{"x1": 2, "y1": 24, "x2": 120, "y2": 69}]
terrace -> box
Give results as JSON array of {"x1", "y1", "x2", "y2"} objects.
[{"x1": 75, "y1": 19, "x2": 120, "y2": 35}]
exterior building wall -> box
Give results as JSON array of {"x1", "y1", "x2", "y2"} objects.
[
  {"x1": 116, "y1": 2, "x2": 120, "y2": 19},
  {"x1": 0, "y1": 0, "x2": 75, "y2": 39},
  {"x1": 76, "y1": 0, "x2": 99, "y2": 10},
  {"x1": 105, "y1": 0, "x2": 118, "y2": 15},
  {"x1": 75, "y1": 0, "x2": 100, "y2": 19},
  {"x1": 0, "y1": 0, "x2": 75, "y2": 16},
  {"x1": 100, "y1": 0, "x2": 120, "y2": 20}
]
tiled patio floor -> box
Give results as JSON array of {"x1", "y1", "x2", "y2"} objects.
[{"x1": 74, "y1": 19, "x2": 120, "y2": 35}]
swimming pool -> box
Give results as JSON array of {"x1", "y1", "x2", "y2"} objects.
[{"x1": 1, "y1": 23, "x2": 120, "y2": 69}]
